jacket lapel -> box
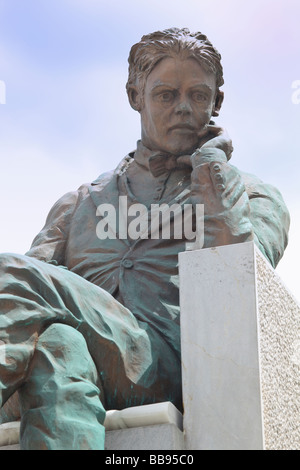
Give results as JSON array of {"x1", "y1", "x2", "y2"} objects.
[{"x1": 88, "y1": 159, "x2": 133, "y2": 246}]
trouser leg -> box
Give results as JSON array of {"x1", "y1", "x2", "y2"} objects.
[
  {"x1": 19, "y1": 324, "x2": 106, "y2": 450},
  {"x1": 0, "y1": 253, "x2": 153, "y2": 413},
  {"x1": 0, "y1": 253, "x2": 182, "y2": 448}
]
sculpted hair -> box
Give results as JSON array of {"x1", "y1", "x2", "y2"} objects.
[{"x1": 126, "y1": 27, "x2": 224, "y2": 107}]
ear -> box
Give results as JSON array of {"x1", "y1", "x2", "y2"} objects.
[
  {"x1": 127, "y1": 85, "x2": 142, "y2": 112},
  {"x1": 212, "y1": 90, "x2": 224, "y2": 117}
]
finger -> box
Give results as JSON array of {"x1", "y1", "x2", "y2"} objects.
[
  {"x1": 199, "y1": 124, "x2": 224, "y2": 137},
  {"x1": 198, "y1": 131, "x2": 218, "y2": 148},
  {"x1": 198, "y1": 126, "x2": 232, "y2": 153},
  {"x1": 201, "y1": 135, "x2": 234, "y2": 161},
  {"x1": 209, "y1": 162, "x2": 245, "y2": 205},
  {"x1": 191, "y1": 162, "x2": 213, "y2": 190}
]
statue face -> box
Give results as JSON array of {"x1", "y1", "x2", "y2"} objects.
[{"x1": 140, "y1": 57, "x2": 218, "y2": 156}]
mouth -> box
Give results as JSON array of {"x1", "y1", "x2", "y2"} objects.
[{"x1": 168, "y1": 124, "x2": 196, "y2": 133}]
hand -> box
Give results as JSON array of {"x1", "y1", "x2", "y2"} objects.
[
  {"x1": 175, "y1": 122, "x2": 252, "y2": 246},
  {"x1": 190, "y1": 160, "x2": 246, "y2": 214},
  {"x1": 190, "y1": 160, "x2": 253, "y2": 247},
  {"x1": 198, "y1": 123, "x2": 234, "y2": 161},
  {"x1": 177, "y1": 123, "x2": 233, "y2": 168}
]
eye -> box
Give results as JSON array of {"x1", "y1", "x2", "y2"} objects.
[
  {"x1": 158, "y1": 91, "x2": 174, "y2": 103},
  {"x1": 192, "y1": 91, "x2": 207, "y2": 103}
]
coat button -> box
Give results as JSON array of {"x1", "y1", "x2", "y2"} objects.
[{"x1": 122, "y1": 259, "x2": 134, "y2": 269}]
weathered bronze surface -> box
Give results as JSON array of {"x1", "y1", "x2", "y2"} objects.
[{"x1": 0, "y1": 28, "x2": 290, "y2": 450}]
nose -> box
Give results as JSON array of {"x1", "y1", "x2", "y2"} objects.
[{"x1": 175, "y1": 100, "x2": 192, "y2": 115}]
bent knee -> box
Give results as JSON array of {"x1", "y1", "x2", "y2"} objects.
[
  {"x1": 0, "y1": 252, "x2": 25, "y2": 265},
  {"x1": 38, "y1": 323, "x2": 86, "y2": 351},
  {"x1": 37, "y1": 324, "x2": 98, "y2": 381},
  {"x1": 0, "y1": 252, "x2": 36, "y2": 271},
  {"x1": 0, "y1": 253, "x2": 53, "y2": 286}
]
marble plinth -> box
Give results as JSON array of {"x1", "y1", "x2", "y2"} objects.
[
  {"x1": 179, "y1": 241, "x2": 300, "y2": 450},
  {"x1": 0, "y1": 402, "x2": 184, "y2": 450}
]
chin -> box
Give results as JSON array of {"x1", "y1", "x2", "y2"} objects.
[
  {"x1": 167, "y1": 138, "x2": 199, "y2": 157},
  {"x1": 147, "y1": 137, "x2": 198, "y2": 157}
]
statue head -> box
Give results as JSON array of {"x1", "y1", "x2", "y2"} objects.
[
  {"x1": 126, "y1": 28, "x2": 225, "y2": 156},
  {"x1": 126, "y1": 27, "x2": 224, "y2": 112}
]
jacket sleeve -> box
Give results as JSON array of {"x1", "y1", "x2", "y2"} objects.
[
  {"x1": 25, "y1": 190, "x2": 80, "y2": 265},
  {"x1": 242, "y1": 172, "x2": 290, "y2": 268}
]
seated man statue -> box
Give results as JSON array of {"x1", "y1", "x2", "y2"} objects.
[{"x1": 0, "y1": 28, "x2": 290, "y2": 450}]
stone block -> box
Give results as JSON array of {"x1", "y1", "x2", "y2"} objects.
[
  {"x1": 104, "y1": 402, "x2": 184, "y2": 450},
  {"x1": 0, "y1": 444, "x2": 20, "y2": 451},
  {"x1": 105, "y1": 423, "x2": 184, "y2": 450},
  {"x1": 179, "y1": 241, "x2": 300, "y2": 450},
  {"x1": 0, "y1": 421, "x2": 20, "y2": 448},
  {"x1": 0, "y1": 402, "x2": 184, "y2": 450}
]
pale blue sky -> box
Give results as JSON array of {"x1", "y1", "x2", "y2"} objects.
[{"x1": 0, "y1": 0, "x2": 299, "y2": 300}]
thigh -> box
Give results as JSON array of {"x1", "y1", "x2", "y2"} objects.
[{"x1": 0, "y1": 253, "x2": 181, "y2": 411}]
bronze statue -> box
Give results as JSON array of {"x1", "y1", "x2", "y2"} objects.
[{"x1": 0, "y1": 28, "x2": 290, "y2": 450}]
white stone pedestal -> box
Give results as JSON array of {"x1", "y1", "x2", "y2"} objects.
[
  {"x1": 179, "y1": 241, "x2": 300, "y2": 450},
  {"x1": 0, "y1": 402, "x2": 184, "y2": 451},
  {"x1": 104, "y1": 402, "x2": 184, "y2": 450}
]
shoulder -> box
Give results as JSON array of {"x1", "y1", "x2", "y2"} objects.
[
  {"x1": 77, "y1": 153, "x2": 134, "y2": 193},
  {"x1": 231, "y1": 164, "x2": 286, "y2": 202}
]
